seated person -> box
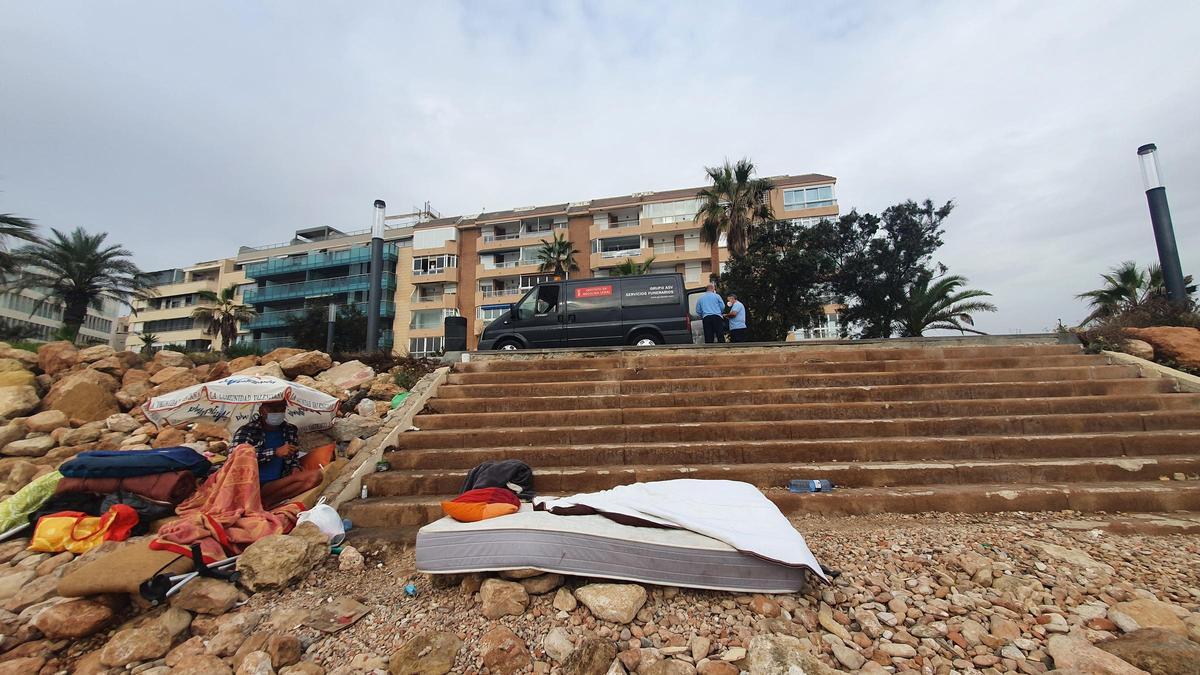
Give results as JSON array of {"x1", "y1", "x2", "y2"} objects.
[{"x1": 231, "y1": 400, "x2": 300, "y2": 483}]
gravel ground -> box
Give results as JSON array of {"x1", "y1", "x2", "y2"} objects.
[{"x1": 235, "y1": 509, "x2": 1200, "y2": 674}]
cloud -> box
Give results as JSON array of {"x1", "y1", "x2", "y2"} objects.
[{"x1": 1, "y1": 0, "x2": 1198, "y2": 332}]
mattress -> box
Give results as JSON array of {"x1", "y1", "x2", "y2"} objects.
[{"x1": 415, "y1": 505, "x2": 809, "y2": 593}]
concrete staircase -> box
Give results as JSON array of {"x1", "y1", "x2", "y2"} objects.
[{"x1": 341, "y1": 337, "x2": 1200, "y2": 531}]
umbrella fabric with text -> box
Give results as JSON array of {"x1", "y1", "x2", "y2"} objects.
[{"x1": 142, "y1": 375, "x2": 339, "y2": 432}]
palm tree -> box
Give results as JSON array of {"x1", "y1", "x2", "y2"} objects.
[
  {"x1": 610, "y1": 256, "x2": 656, "y2": 277},
  {"x1": 536, "y1": 232, "x2": 579, "y2": 279},
  {"x1": 192, "y1": 283, "x2": 257, "y2": 352},
  {"x1": 696, "y1": 159, "x2": 775, "y2": 277},
  {"x1": 897, "y1": 272, "x2": 997, "y2": 337},
  {"x1": 8, "y1": 227, "x2": 156, "y2": 342},
  {"x1": 0, "y1": 214, "x2": 43, "y2": 274},
  {"x1": 1076, "y1": 261, "x2": 1196, "y2": 325},
  {"x1": 136, "y1": 331, "x2": 159, "y2": 356}
]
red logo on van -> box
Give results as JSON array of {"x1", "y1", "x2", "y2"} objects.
[{"x1": 574, "y1": 285, "x2": 613, "y2": 299}]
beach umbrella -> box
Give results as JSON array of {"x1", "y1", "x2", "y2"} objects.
[{"x1": 142, "y1": 375, "x2": 339, "y2": 432}]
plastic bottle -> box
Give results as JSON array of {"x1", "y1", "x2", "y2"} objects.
[
  {"x1": 360, "y1": 484, "x2": 368, "y2": 499},
  {"x1": 788, "y1": 479, "x2": 833, "y2": 493}
]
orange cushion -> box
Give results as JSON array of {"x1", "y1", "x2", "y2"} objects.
[
  {"x1": 299, "y1": 444, "x2": 335, "y2": 471},
  {"x1": 441, "y1": 500, "x2": 519, "y2": 523}
]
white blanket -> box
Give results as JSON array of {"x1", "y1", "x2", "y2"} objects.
[{"x1": 534, "y1": 479, "x2": 827, "y2": 581}]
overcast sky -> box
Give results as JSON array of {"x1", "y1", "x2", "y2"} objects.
[{"x1": 2, "y1": 1, "x2": 1198, "y2": 333}]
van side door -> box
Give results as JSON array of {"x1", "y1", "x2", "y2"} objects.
[
  {"x1": 564, "y1": 279, "x2": 623, "y2": 347},
  {"x1": 512, "y1": 284, "x2": 565, "y2": 348}
]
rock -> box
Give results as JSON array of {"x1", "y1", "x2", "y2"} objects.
[
  {"x1": 1047, "y1": 634, "x2": 1149, "y2": 674},
  {"x1": 0, "y1": 358, "x2": 26, "y2": 373},
  {"x1": 480, "y1": 578, "x2": 529, "y2": 619},
  {"x1": 32, "y1": 598, "x2": 114, "y2": 638},
  {"x1": 560, "y1": 637, "x2": 615, "y2": 675},
  {"x1": 1186, "y1": 615, "x2": 1200, "y2": 644},
  {"x1": 59, "y1": 422, "x2": 104, "y2": 446},
  {"x1": 750, "y1": 594, "x2": 780, "y2": 618},
  {"x1": 237, "y1": 651, "x2": 276, "y2": 675},
  {"x1": 879, "y1": 642, "x2": 917, "y2": 658},
  {"x1": 0, "y1": 421, "x2": 26, "y2": 448},
  {"x1": 0, "y1": 348, "x2": 38, "y2": 369},
  {"x1": 191, "y1": 420, "x2": 231, "y2": 441},
  {"x1": 328, "y1": 414, "x2": 383, "y2": 442},
  {"x1": 265, "y1": 633, "x2": 302, "y2": 668},
  {"x1": 228, "y1": 355, "x2": 260, "y2": 372},
  {"x1": 37, "y1": 341, "x2": 78, "y2": 376},
  {"x1": 1097, "y1": 628, "x2": 1200, "y2": 675},
  {"x1": 1022, "y1": 540, "x2": 1115, "y2": 575},
  {"x1": 991, "y1": 615, "x2": 1023, "y2": 642},
  {"x1": 0, "y1": 569, "x2": 36, "y2": 600},
  {"x1": 24, "y1": 409, "x2": 67, "y2": 433},
  {"x1": 745, "y1": 634, "x2": 839, "y2": 675},
  {"x1": 42, "y1": 375, "x2": 119, "y2": 422},
  {"x1": 388, "y1": 631, "x2": 463, "y2": 675},
  {"x1": 152, "y1": 426, "x2": 188, "y2": 448},
  {"x1": 1125, "y1": 327, "x2": 1200, "y2": 369},
  {"x1": 3, "y1": 571, "x2": 59, "y2": 611},
  {"x1": 830, "y1": 642, "x2": 864, "y2": 669},
  {"x1": 0, "y1": 658, "x2": 46, "y2": 674},
  {"x1": 817, "y1": 602, "x2": 852, "y2": 642},
  {"x1": 33, "y1": 550, "x2": 72, "y2": 576},
  {"x1": 0, "y1": 370, "x2": 35, "y2": 388},
  {"x1": 520, "y1": 572, "x2": 564, "y2": 595},
  {"x1": 691, "y1": 636, "x2": 712, "y2": 662},
  {"x1": 173, "y1": 654, "x2": 234, "y2": 675},
  {"x1": 544, "y1": 627, "x2": 575, "y2": 663},
  {"x1": 499, "y1": 568, "x2": 546, "y2": 580},
  {"x1": 553, "y1": 586, "x2": 578, "y2": 612},
  {"x1": 695, "y1": 662, "x2": 737, "y2": 675},
  {"x1": 100, "y1": 624, "x2": 173, "y2": 667},
  {"x1": 1122, "y1": 338, "x2": 1156, "y2": 360},
  {"x1": 78, "y1": 344, "x2": 117, "y2": 363},
  {"x1": 317, "y1": 360, "x2": 376, "y2": 390},
  {"x1": 0, "y1": 386, "x2": 39, "y2": 419},
  {"x1": 575, "y1": 584, "x2": 647, "y2": 624},
  {"x1": 280, "y1": 664, "x2": 325, "y2": 675},
  {"x1": 641, "y1": 660, "x2": 695, "y2": 675},
  {"x1": 367, "y1": 375, "x2": 402, "y2": 400},
  {"x1": 294, "y1": 375, "x2": 346, "y2": 400},
  {"x1": 148, "y1": 369, "x2": 201, "y2": 397},
  {"x1": 355, "y1": 398, "x2": 376, "y2": 417},
  {"x1": 1109, "y1": 599, "x2": 1189, "y2": 635},
  {"x1": 154, "y1": 349, "x2": 193, "y2": 368},
  {"x1": 280, "y1": 351, "x2": 333, "y2": 378},
  {"x1": 173, "y1": 577, "x2": 240, "y2": 615},
  {"x1": 237, "y1": 530, "x2": 328, "y2": 592},
  {"x1": 480, "y1": 626, "x2": 532, "y2": 675},
  {"x1": 1, "y1": 434, "x2": 55, "y2": 457},
  {"x1": 150, "y1": 365, "x2": 191, "y2": 385},
  {"x1": 90, "y1": 356, "x2": 127, "y2": 376},
  {"x1": 157, "y1": 606, "x2": 194, "y2": 638},
  {"x1": 106, "y1": 412, "x2": 141, "y2": 432},
  {"x1": 261, "y1": 347, "x2": 306, "y2": 364},
  {"x1": 338, "y1": 545, "x2": 365, "y2": 571},
  {"x1": 236, "y1": 362, "x2": 286, "y2": 379}
]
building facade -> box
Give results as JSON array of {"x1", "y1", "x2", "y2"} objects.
[
  {"x1": 127, "y1": 259, "x2": 248, "y2": 352},
  {"x1": 0, "y1": 290, "x2": 120, "y2": 346}
]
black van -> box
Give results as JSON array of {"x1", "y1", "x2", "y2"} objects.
[{"x1": 478, "y1": 273, "x2": 693, "y2": 350}]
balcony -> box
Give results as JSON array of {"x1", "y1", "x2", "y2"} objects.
[
  {"x1": 475, "y1": 286, "x2": 525, "y2": 307},
  {"x1": 591, "y1": 247, "x2": 650, "y2": 269},
  {"x1": 255, "y1": 329, "x2": 393, "y2": 351},
  {"x1": 410, "y1": 266, "x2": 457, "y2": 284},
  {"x1": 243, "y1": 273, "x2": 397, "y2": 304},
  {"x1": 245, "y1": 245, "x2": 399, "y2": 279},
  {"x1": 647, "y1": 242, "x2": 707, "y2": 263},
  {"x1": 475, "y1": 261, "x2": 543, "y2": 279},
  {"x1": 245, "y1": 301, "x2": 397, "y2": 330},
  {"x1": 411, "y1": 294, "x2": 458, "y2": 310},
  {"x1": 478, "y1": 227, "x2": 562, "y2": 252}
]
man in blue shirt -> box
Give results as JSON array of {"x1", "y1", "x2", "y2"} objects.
[
  {"x1": 696, "y1": 283, "x2": 727, "y2": 344},
  {"x1": 725, "y1": 293, "x2": 748, "y2": 343}
]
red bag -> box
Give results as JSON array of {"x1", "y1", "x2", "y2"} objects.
[{"x1": 29, "y1": 504, "x2": 140, "y2": 554}]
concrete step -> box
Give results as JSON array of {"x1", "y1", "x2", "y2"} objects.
[
  {"x1": 387, "y1": 430, "x2": 1200, "y2": 470},
  {"x1": 446, "y1": 354, "x2": 1103, "y2": 385},
  {"x1": 339, "y1": 480, "x2": 1200, "y2": 529},
  {"x1": 434, "y1": 365, "x2": 1140, "y2": 399},
  {"x1": 397, "y1": 410, "x2": 1200, "y2": 450},
  {"x1": 364, "y1": 455, "x2": 1200, "y2": 496},
  {"x1": 456, "y1": 342, "x2": 1083, "y2": 372},
  {"x1": 425, "y1": 378, "x2": 1176, "y2": 414},
  {"x1": 413, "y1": 394, "x2": 1200, "y2": 430}
]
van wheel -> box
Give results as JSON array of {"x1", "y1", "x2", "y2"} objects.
[
  {"x1": 496, "y1": 339, "x2": 521, "y2": 351},
  {"x1": 630, "y1": 332, "x2": 661, "y2": 347}
]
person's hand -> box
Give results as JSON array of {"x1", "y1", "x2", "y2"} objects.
[{"x1": 275, "y1": 444, "x2": 296, "y2": 458}]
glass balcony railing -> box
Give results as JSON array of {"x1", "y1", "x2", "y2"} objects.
[
  {"x1": 601, "y1": 248, "x2": 643, "y2": 259},
  {"x1": 243, "y1": 273, "x2": 396, "y2": 304},
  {"x1": 245, "y1": 245, "x2": 399, "y2": 278},
  {"x1": 481, "y1": 287, "x2": 525, "y2": 298},
  {"x1": 245, "y1": 301, "x2": 397, "y2": 329},
  {"x1": 254, "y1": 329, "x2": 393, "y2": 351}
]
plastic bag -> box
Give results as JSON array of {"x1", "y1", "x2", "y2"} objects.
[
  {"x1": 29, "y1": 504, "x2": 140, "y2": 554},
  {"x1": 296, "y1": 498, "x2": 345, "y2": 545}
]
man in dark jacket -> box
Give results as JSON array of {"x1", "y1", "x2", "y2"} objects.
[{"x1": 231, "y1": 400, "x2": 300, "y2": 483}]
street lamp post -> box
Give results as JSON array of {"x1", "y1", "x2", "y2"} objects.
[
  {"x1": 1137, "y1": 143, "x2": 1187, "y2": 304},
  {"x1": 365, "y1": 199, "x2": 386, "y2": 351},
  {"x1": 325, "y1": 303, "x2": 337, "y2": 354}
]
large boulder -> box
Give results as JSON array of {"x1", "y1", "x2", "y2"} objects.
[
  {"x1": 106, "y1": 413, "x2": 141, "y2": 433},
  {"x1": 745, "y1": 634, "x2": 838, "y2": 675},
  {"x1": 1, "y1": 435, "x2": 56, "y2": 458},
  {"x1": 236, "y1": 362, "x2": 286, "y2": 380},
  {"x1": 294, "y1": 375, "x2": 346, "y2": 400},
  {"x1": 99, "y1": 624, "x2": 173, "y2": 667},
  {"x1": 59, "y1": 421, "x2": 104, "y2": 447},
  {"x1": 1109, "y1": 599, "x2": 1189, "y2": 635},
  {"x1": 32, "y1": 598, "x2": 114, "y2": 638},
  {"x1": 153, "y1": 350, "x2": 193, "y2": 369},
  {"x1": 172, "y1": 577, "x2": 240, "y2": 615},
  {"x1": 150, "y1": 365, "x2": 192, "y2": 385},
  {"x1": 0, "y1": 421, "x2": 26, "y2": 448},
  {"x1": 1098, "y1": 628, "x2": 1200, "y2": 675},
  {"x1": 0, "y1": 348, "x2": 39, "y2": 369},
  {"x1": 148, "y1": 370, "x2": 201, "y2": 398},
  {"x1": 479, "y1": 626, "x2": 531, "y2": 675},
  {"x1": 228, "y1": 356, "x2": 260, "y2": 373},
  {"x1": 237, "y1": 524, "x2": 328, "y2": 592},
  {"x1": 1122, "y1": 339, "x2": 1156, "y2": 361},
  {"x1": 329, "y1": 414, "x2": 383, "y2": 442},
  {"x1": 479, "y1": 579, "x2": 528, "y2": 619},
  {"x1": 0, "y1": 386, "x2": 39, "y2": 420},
  {"x1": 388, "y1": 631, "x2": 463, "y2": 675},
  {"x1": 280, "y1": 351, "x2": 333, "y2": 378},
  {"x1": 261, "y1": 348, "x2": 306, "y2": 364},
  {"x1": 1047, "y1": 634, "x2": 1148, "y2": 675},
  {"x1": 77, "y1": 345, "x2": 116, "y2": 363},
  {"x1": 89, "y1": 356, "x2": 127, "y2": 377},
  {"x1": 0, "y1": 371, "x2": 35, "y2": 388},
  {"x1": 574, "y1": 584, "x2": 647, "y2": 624},
  {"x1": 37, "y1": 341, "x2": 78, "y2": 376},
  {"x1": 42, "y1": 376, "x2": 119, "y2": 422},
  {"x1": 24, "y1": 410, "x2": 68, "y2": 434},
  {"x1": 0, "y1": 358, "x2": 27, "y2": 373},
  {"x1": 1125, "y1": 327, "x2": 1200, "y2": 369},
  {"x1": 316, "y1": 360, "x2": 376, "y2": 390}
]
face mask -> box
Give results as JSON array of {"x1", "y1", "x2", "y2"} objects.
[{"x1": 265, "y1": 412, "x2": 286, "y2": 426}]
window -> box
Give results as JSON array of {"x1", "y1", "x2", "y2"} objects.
[
  {"x1": 515, "y1": 285, "x2": 559, "y2": 320},
  {"x1": 412, "y1": 255, "x2": 457, "y2": 275},
  {"x1": 409, "y1": 337, "x2": 443, "y2": 357},
  {"x1": 642, "y1": 198, "x2": 702, "y2": 224},
  {"x1": 143, "y1": 317, "x2": 198, "y2": 333},
  {"x1": 783, "y1": 185, "x2": 835, "y2": 211},
  {"x1": 790, "y1": 216, "x2": 835, "y2": 228},
  {"x1": 477, "y1": 306, "x2": 508, "y2": 324}
]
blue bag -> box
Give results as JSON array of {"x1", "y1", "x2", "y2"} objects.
[{"x1": 59, "y1": 448, "x2": 211, "y2": 479}]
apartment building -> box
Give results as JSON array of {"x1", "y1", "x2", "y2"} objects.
[
  {"x1": 0, "y1": 290, "x2": 120, "y2": 346},
  {"x1": 127, "y1": 259, "x2": 248, "y2": 352},
  {"x1": 392, "y1": 173, "x2": 838, "y2": 355}
]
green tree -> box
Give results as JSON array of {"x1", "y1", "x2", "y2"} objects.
[
  {"x1": 192, "y1": 283, "x2": 257, "y2": 353},
  {"x1": 696, "y1": 159, "x2": 775, "y2": 275},
  {"x1": 283, "y1": 303, "x2": 368, "y2": 352},
  {"x1": 535, "y1": 232, "x2": 579, "y2": 279},
  {"x1": 136, "y1": 331, "x2": 159, "y2": 356},
  {"x1": 897, "y1": 271, "x2": 997, "y2": 336},
  {"x1": 1076, "y1": 261, "x2": 1196, "y2": 326},
  {"x1": 0, "y1": 214, "x2": 42, "y2": 275},
  {"x1": 610, "y1": 256, "x2": 656, "y2": 277},
  {"x1": 722, "y1": 219, "x2": 841, "y2": 342},
  {"x1": 9, "y1": 228, "x2": 155, "y2": 342}
]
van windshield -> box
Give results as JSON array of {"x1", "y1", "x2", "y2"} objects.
[{"x1": 515, "y1": 285, "x2": 560, "y2": 320}]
